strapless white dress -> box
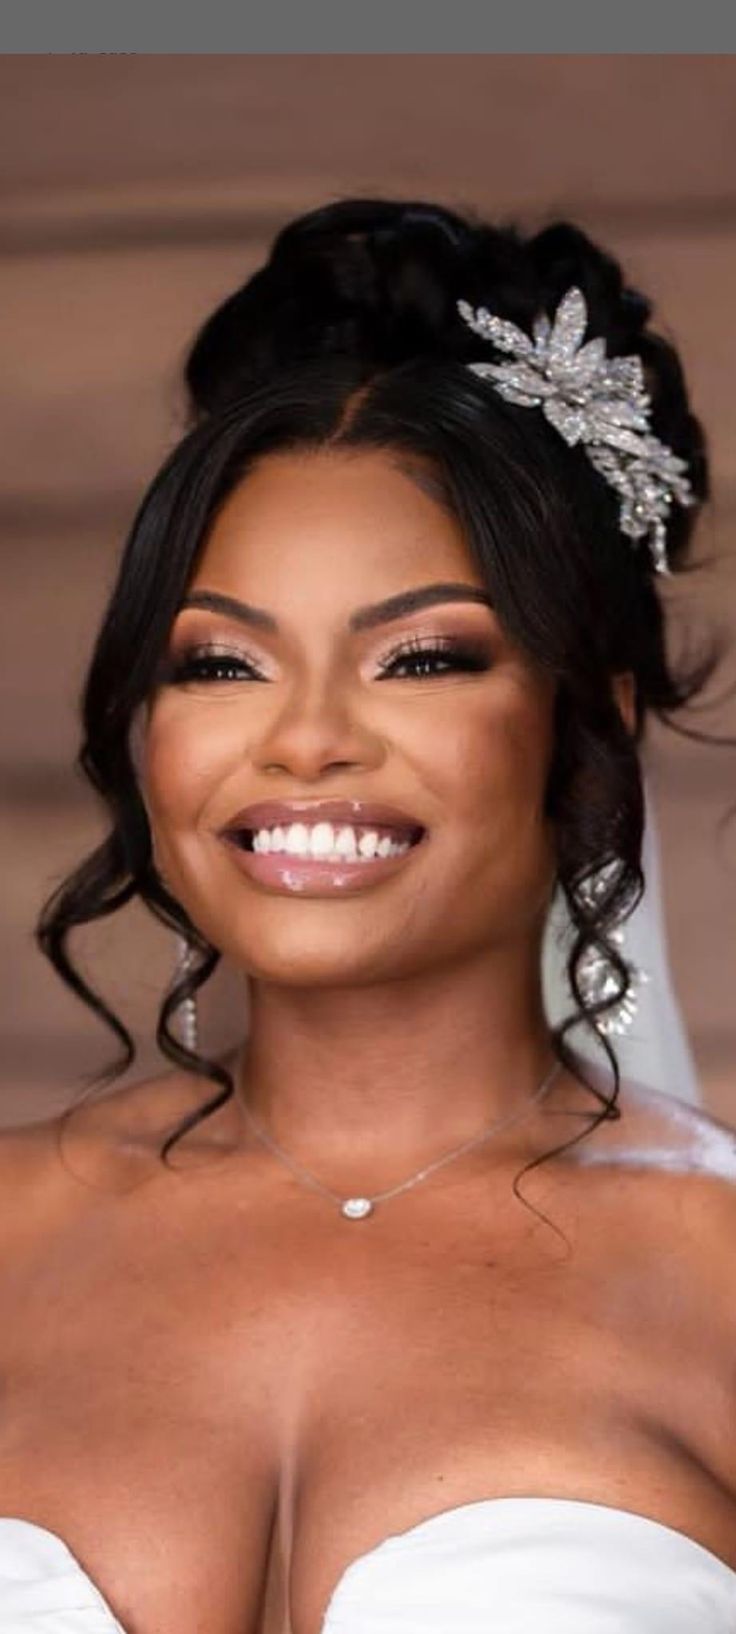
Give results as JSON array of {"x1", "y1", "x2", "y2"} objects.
[{"x1": 1, "y1": 1496, "x2": 735, "y2": 1632}]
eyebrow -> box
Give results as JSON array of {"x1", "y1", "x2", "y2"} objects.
[{"x1": 179, "y1": 582, "x2": 493, "y2": 634}]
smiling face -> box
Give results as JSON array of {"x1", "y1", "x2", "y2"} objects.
[{"x1": 139, "y1": 448, "x2": 558, "y2": 987}]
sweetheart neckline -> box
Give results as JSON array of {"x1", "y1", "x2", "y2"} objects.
[
  {"x1": 319, "y1": 1493, "x2": 736, "y2": 1626},
  {"x1": 0, "y1": 1494, "x2": 735, "y2": 1634}
]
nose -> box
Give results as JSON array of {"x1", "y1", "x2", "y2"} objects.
[{"x1": 253, "y1": 675, "x2": 385, "y2": 781}]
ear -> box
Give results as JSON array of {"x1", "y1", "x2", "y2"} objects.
[{"x1": 612, "y1": 671, "x2": 637, "y2": 736}]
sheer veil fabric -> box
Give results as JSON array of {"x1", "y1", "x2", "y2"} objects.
[{"x1": 542, "y1": 773, "x2": 702, "y2": 1108}]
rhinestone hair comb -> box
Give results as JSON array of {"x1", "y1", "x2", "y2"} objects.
[{"x1": 457, "y1": 285, "x2": 695, "y2": 574}]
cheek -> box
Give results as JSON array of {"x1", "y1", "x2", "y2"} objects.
[
  {"x1": 416, "y1": 683, "x2": 553, "y2": 830},
  {"x1": 418, "y1": 686, "x2": 556, "y2": 920},
  {"x1": 139, "y1": 703, "x2": 236, "y2": 830}
]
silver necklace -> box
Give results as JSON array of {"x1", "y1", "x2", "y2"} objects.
[{"x1": 236, "y1": 1059, "x2": 560, "y2": 1219}]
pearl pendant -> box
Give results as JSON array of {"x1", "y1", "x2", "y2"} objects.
[{"x1": 340, "y1": 1197, "x2": 374, "y2": 1219}]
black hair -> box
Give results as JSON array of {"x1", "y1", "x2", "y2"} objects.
[{"x1": 35, "y1": 196, "x2": 724, "y2": 1218}]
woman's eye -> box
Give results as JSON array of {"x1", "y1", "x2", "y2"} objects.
[
  {"x1": 376, "y1": 640, "x2": 491, "y2": 680},
  {"x1": 164, "y1": 648, "x2": 266, "y2": 683},
  {"x1": 161, "y1": 639, "x2": 491, "y2": 686}
]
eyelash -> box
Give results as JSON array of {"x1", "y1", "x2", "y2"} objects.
[{"x1": 164, "y1": 635, "x2": 490, "y2": 685}]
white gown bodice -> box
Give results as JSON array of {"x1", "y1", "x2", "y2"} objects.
[{"x1": 1, "y1": 1495, "x2": 735, "y2": 1632}]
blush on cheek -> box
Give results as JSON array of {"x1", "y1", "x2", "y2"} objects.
[{"x1": 142, "y1": 705, "x2": 233, "y2": 830}]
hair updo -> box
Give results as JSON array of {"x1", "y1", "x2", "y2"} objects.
[{"x1": 36, "y1": 195, "x2": 718, "y2": 1191}]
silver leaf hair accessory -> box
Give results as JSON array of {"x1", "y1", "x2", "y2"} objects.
[{"x1": 456, "y1": 286, "x2": 695, "y2": 575}]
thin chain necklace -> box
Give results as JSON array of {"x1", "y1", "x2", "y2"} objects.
[{"x1": 236, "y1": 1058, "x2": 560, "y2": 1219}]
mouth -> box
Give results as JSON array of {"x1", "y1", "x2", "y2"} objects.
[
  {"x1": 228, "y1": 821, "x2": 425, "y2": 858},
  {"x1": 217, "y1": 811, "x2": 427, "y2": 895}
]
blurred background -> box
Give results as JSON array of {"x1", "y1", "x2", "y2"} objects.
[{"x1": 1, "y1": 55, "x2": 734, "y2": 1125}]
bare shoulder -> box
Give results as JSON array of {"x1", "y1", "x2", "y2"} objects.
[
  {"x1": 0, "y1": 1056, "x2": 243, "y2": 1231},
  {"x1": 559, "y1": 1067, "x2": 736, "y2": 1188},
  {"x1": 556, "y1": 1072, "x2": 736, "y2": 1322},
  {"x1": 0, "y1": 1113, "x2": 63, "y2": 1214},
  {"x1": 597, "y1": 1081, "x2": 736, "y2": 1498}
]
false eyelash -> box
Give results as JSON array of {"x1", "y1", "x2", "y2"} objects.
[
  {"x1": 161, "y1": 645, "x2": 267, "y2": 684},
  {"x1": 161, "y1": 636, "x2": 491, "y2": 686},
  {"x1": 376, "y1": 636, "x2": 491, "y2": 678}
]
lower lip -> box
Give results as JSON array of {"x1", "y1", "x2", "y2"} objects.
[{"x1": 219, "y1": 833, "x2": 425, "y2": 895}]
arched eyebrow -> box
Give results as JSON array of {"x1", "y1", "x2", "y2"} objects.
[{"x1": 179, "y1": 582, "x2": 493, "y2": 634}]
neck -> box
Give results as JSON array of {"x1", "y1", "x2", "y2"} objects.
[{"x1": 229, "y1": 938, "x2": 561, "y2": 1180}]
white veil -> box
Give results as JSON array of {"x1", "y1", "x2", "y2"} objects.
[{"x1": 541, "y1": 773, "x2": 702, "y2": 1107}]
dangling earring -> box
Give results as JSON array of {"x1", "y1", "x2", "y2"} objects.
[
  {"x1": 576, "y1": 862, "x2": 649, "y2": 1036},
  {"x1": 155, "y1": 862, "x2": 199, "y2": 1052},
  {"x1": 154, "y1": 858, "x2": 200, "y2": 1054},
  {"x1": 576, "y1": 925, "x2": 649, "y2": 1035},
  {"x1": 173, "y1": 930, "x2": 199, "y2": 1053}
]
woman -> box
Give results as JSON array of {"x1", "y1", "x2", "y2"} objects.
[{"x1": 1, "y1": 196, "x2": 735, "y2": 1632}]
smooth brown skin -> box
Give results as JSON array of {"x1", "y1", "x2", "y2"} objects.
[{"x1": 1, "y1": 448, "x2": 735, "y2": 1634}]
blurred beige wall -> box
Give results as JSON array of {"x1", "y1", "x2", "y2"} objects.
[{"x1": 1, "y1": 56, "x2": 734, "y2": 1125}]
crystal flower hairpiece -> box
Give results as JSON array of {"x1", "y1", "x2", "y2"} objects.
[{"x1": 456, "y1": 285, "x2": 695, "y2": 575}]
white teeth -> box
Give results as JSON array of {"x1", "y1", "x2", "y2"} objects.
[
  {"x1": 334, "y1": 825, "x2": 358, "y2": 858},
  {"x1": 249, "y1": 821, "x2": 414, "y2": 862},
  {"x1": 309, "y1": 821, "x2": 336, "y2": 858},
  {"x1": 284, "y1": 822, "x2": 310, "y2": 855}
]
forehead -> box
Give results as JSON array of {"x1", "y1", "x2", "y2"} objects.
[{"x1": 193, "y1": 448, "x2": 481, "y2": 594}]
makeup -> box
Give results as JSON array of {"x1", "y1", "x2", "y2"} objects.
[{"x1": 218, "y1": 824, "x2": 427, "y2": 896}]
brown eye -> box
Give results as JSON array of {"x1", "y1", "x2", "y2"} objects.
[
  {"x1": 376, "y1": 637, "x2": 491, "y2": 680},
  {"x1": 162, "y1": 645, "x2": 267, "y2": 684}
]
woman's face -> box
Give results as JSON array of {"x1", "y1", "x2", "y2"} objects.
[{"x1": 140, "y1": 448, "x2": 558, "y2": 986}]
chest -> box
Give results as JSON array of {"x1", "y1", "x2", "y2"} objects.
[{"x1": 0, "y1": 1166, "x2": 731, "y2": 1634}]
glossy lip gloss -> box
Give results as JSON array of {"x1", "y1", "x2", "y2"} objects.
[{"x1": 218, "y1": 831, "x2": 426, "y2": 896}]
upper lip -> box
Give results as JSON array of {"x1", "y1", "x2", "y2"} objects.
[{"x1": 218, "y1": 798, "x2": 426, "y2": 836}]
